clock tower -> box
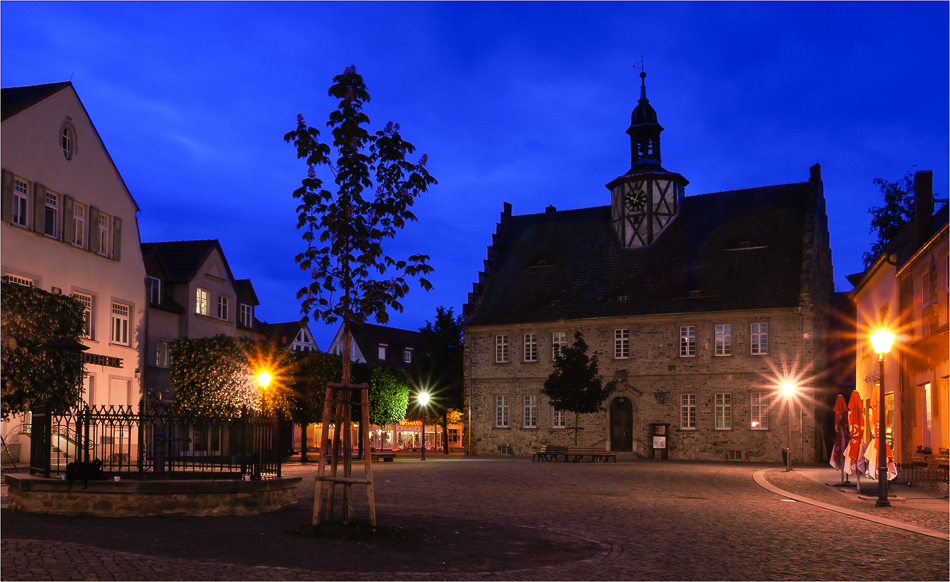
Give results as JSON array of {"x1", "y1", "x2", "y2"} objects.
[{"x1": 608, "y1": 71, "x2": 688, "y2": 248}]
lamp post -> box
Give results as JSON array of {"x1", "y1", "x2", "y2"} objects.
[
  {"x1": 870, "y1": 330, "x2": 895, "y2": 508},
  {"x1": 418, "y1": 391, "x2": 430, "y2": 461},
  {"x1": 782, "y1": 383, "x2": 795, "y2": 472}
]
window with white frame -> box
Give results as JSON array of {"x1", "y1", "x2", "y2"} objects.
[
  {"x1": 73, "y1": 292, "x2": 93, "y2": 338},
  {"x1": 7, "y1": 274, "x2": 34, "y2": 287},
  {"x1": 751, "y1": 392, "x2": 768, "y2": 429},
  {"x1": 156, "y1": 339, "x2": 171, "y2": 368},
  {"x1": 97, "y1": 214, "x2": 109, "y2": 256},
  {"x1": 680, "y1": 394, "x2": 697, "y2": 429},
  {"x1": 240, "y1": 303, "x2": 253, "y2": 327},
  {"x1": 404, "y1": 349, "x2": 413, "y2": 363},
  {"x1": 523, "y1": 395, "x2": 537, "y2": 428},
  {"x1": 614, "y1": 329, "x2": 629, "y2": 359},
  {"x1": 495, "y1": 395, "x2": 508, "y2": 428},
  {"x1": 62, "y1": 125, "x2": 74, "y2": 160},
  {"x1": 715, "y1": 325, "x2": 732, "y2": 356},
  {"x1": 44, "y1": 192, "x2": 58, "y2": 238},
  {"x1": 495, "y1": 335, "x2": 509, "y2": 363},
  {"x1": 72, "y1": 203, "x2": 85, "y2": 247},
  {"x1": 378, "y1": 344, "x2": 387, "y2": 360},
  {"x1": 13, "y1": 178, "x2": 29, "y2": 227},
  {"x1": 552, "y1": 407, "x2": 566, "y2": 428},
  {"x1": 195, "y1": 288, "x2": 209, "y2": 315},
  {"x1": 217, "y1": 295, "x2": 229, "y2": 320},
  {"x1": 552, "y1": 332, "x2": 567, "y2": 360},
  {"x1": 715, "y1": 393, "x2": 732, "y2": 430},
  {"x1": 111, "y1": 303, "x2": 130, "y2": 346},
  {"x1": 146, "y1": 277, "x2": 162, "y2": 304},
  {"x1": 751, "y1": 323, "x2": 768, "y2": 355},
  {"x1": 523, "y1": 333, "x2": 538, "y2": 362},
  {"x1": 680, "y1": 326, "x2": 696, "y2": 357}
]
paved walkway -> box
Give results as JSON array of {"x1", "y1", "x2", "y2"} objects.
[{"x1": 2, "y1": 459, "x2": 948, "y2": 580}]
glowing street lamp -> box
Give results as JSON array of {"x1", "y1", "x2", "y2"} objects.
[
  {"x1": 258, "y1": 371, "x2": 272, "y2": 410},
  {"x1": 782, "y1": 383, "x2": 795, "y2": 472},
  {"x1": 871, "y1": 330, "x2": 895, "y2": 507},
  {"x1": 418, "y1": 391, "x2": 430, "y2": 461}
]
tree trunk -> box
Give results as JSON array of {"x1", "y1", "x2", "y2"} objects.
[
  {"x1": 301, "y1": 422, "x2": 309, "y2": 462},
  {"x1": 442, "y1": 414, "x2": 449, "y2": 454}
]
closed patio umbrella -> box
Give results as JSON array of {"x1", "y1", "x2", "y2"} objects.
[{"x1": 829, "y1": 394, "x2": 849, "y2": 482}]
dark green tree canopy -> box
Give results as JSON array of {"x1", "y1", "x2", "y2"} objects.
[
  {"x1": 1, "y1": 278, "x2": 86, "y2": 417},
  {"x1": 863, "y1": 173, "x2": 915, "y2": 269},
  {"x1": 411, "y1": 306, "x2": 464, "y2": 419},
  {"x1": 542, "y1": 331, "x2": 616, "y2": 417},
  {"x1": 284, "y1": 66, "x2": 437, "y2": 328}
]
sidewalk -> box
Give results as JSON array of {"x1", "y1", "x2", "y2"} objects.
[{"x1": 757, "y1": 465, "x2": 948, "y2": 540}]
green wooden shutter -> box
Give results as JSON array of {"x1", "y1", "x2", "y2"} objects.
[
  {"x1": 113, "y1": 216, "x2": 122, "y2": 261},
  {"x1": 89, "y1": 206, "x2": 100, "y2": 254},
  {"x1": 33, "y1": 183, "x2": 46, "y2": 233},
  {"x1": 63, "y1": 195, "x2": 75, "y2": 244}
]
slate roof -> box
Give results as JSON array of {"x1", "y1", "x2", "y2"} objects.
[
  {"x1": 140, "y1": 240, "x2": 234, "y2": 283},
  {"x1": 1, "y1": 81, "x2": 72, "y2": 121},
  {"x1": 347, "y1": 322, "x2": 428, "y2": 370},
  {"x1": 466, "y1": 181, "x2": 815, "y2": 326}
]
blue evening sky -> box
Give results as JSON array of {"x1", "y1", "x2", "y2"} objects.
[{"x1": 3, "y1": 2, "x2": 947, "y2": 348}]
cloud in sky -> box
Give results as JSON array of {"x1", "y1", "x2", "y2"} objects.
[{"x1": 3, "y1": 1, "x2": 947, "y2": 348}]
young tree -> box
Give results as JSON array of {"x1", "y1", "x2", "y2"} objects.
[
  {"x1": 541, "y1": 331, "x2": 617, "y2": 445},
  {"x1": 1, "y1": 278, "x2": 86, "y2": 417},
  {"x1": 862, "y1": 172, "x2": 915, "y2": 269},
  {"x1": 284, "y1": 66, "x2": 436, "y2": 383},
  {"x1": 411, "y1": 306, "x2": 464, "y2": 453}
]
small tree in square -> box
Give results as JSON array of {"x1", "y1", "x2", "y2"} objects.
[
  {"x1": 284, "y1": 65, "x2": 436, "y2": 380},
  {"x1": 541, "y1": 331, "x2": 617, "y2": 445}
]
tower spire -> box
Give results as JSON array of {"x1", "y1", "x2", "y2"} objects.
[{"x1": 626, "y1": 67, "x2": 662, "y2": 167}]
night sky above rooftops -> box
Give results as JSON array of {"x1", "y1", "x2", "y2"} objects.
[{"x1": 2, "y1": 2, "x2": 947, "y2": 348}]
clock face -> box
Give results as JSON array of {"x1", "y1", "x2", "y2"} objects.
[{"x1": 624, "y1": 188, "x2": 647, "y2": 213}]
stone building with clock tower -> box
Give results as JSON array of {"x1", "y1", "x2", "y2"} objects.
[{"x1": 463, "y1": 72, "x2": 834, "y2": 463}]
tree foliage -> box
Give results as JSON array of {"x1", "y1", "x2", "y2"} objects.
[
  {"x1": 292, "y1": 350, "x2": 343, "y2": 426},
  {"x1": 169, "y1": 335, "x2": 294, "y2": 418},
  {"x1": 366, "y1": 365, "x2": 410, "y2": 426},
  {"x1": 284, "y1": 66, "x2": 437, "y2": 328},
  {"x1": 410, "y1": 306, "x2": 464, "y2": 452},
  {"x1": 1, "y1": 278, "x2": 86, "y2": 417},
  {"x1": 541, "y1": 331, "x2": 617, "y2": 444},
  {"x1": 863, "y1": 173, "x2": 915, "y2": 269}
]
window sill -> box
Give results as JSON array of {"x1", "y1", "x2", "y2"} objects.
[
  {"x1": 522, "y1": 426, "x2": 537, "y2": 430},
  {"x1": 108, "y1": 342, "x2": 135, "y2": 351},
  {"x1": 714, "y1": 428, "x2": 732, "y2": 431},
  {"x1": 493, "y1": 426, "x2": 510, "y2": 430},
  {"x1": 680, "y1": 355, "x2": 696, "y2": 358},
  {"x1": 678, "y1": 427, "x2": 697, "y2": 431}
]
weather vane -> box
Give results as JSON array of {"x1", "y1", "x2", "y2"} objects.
[{"x1": 633, "y1": 56, "x2": 645, "y2": 74}]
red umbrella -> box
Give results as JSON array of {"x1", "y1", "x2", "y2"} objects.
[
  {"x1": 863, "y1": 388, "x2": 898, "y2": 481},
  {"x1": 843, "y1": 392, "x2": 863, "y2": 476},
  {"x1": 829, "y1": 394, "x2": 848, "y2": 471}
]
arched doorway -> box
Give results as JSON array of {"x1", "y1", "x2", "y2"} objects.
[{"x1": 610, "y1": 396, "x2": 634, "y2": 452}]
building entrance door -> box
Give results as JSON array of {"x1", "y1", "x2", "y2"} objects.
[{"x1": 610, "y1": 396, "x2": 634, "y2": 452}]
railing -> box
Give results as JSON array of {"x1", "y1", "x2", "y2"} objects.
[
  {"x1": 29, "y1": 403, "x2": 280, "y2": 480},
  {"x1": 897, "y1": 458, "x2": 949, "y2": 489}
]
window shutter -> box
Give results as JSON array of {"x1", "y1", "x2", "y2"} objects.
[
  {"x1": 63, "y1": 195, "x2": 75, "y2": 244},
  {"x1": 1, "y1": 170, "x2": 13, "y2": 223},
  {"x1": 33, "y1": 183, "x2": 46, "y2": 233},
  {"x1": 113, "y1": 216, "x2": 122, "y2": 261},
  {"x1": 89, "y1": 206, "x2": 100, "y2": 254}
]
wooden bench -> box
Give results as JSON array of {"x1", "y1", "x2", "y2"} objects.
[
  {"x1": 533, "y1": 445, "x2": 617, "y2": 463},
  {"x1": 371, "y1": 451, "x2": 396, "y2": 462}
]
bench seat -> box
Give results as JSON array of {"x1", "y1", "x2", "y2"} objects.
[{"x1": 533, "y1": 445, "x2": 616, "y2": 463}]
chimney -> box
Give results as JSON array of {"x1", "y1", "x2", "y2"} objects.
[
  {"x1": 914, "y1": 170, "x2": 934, "y2": 250},
  {"x1": 545, "y1": 204, "x2": 557, "y2": 213}
]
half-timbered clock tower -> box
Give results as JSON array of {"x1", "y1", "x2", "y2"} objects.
[{"x1": 607, "y1": 71, "x2": 688, "y2": 248}]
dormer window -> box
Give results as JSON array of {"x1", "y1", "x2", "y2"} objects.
[
  {"x1": 147, "y1": 276, "x2": 162, "y2": 304},
  {"x1": 688, "y1": 290, "x2": 701, "y2": 298},
  {"x1": 378, "y1": 344, "x2": 388, "y2": 360},
  {"x1": 240, "y1": 304, "x2": 253, "y2": 327}
]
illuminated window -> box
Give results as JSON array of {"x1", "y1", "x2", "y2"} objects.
[
  {"x1": 523, "y1": 333, "x2": 538, "y2": 362},
  {"x1": 495, "y1": 395, "x2": 508, "y2": 428},
  {"x1": 751, "y1": 392, "x2": 768, "y2": 430},
  {"x1": 680, "y1": 394, "x2": 696, "y2": 429},
  {"x1": 195, "y1": 288, "x2": 209, "y2": 315},
  {"x1": 614, "y1": 329, "x2": 629, "y2": 359},
  {"x1": 715, "y1": 393, "x2": 732, "y2": 430},
  {"x1": 751, "y1": 323, "x2": 768, "y2": 355},
  {"x1": 680, "y1": 326, "x2": 696, "y2": 357},
  {"x1": 715, "y1": 325, "x2": 732, "y2": 356}
]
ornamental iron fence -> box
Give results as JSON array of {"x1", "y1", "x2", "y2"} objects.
[{"x1": 29, "y1": 403, "x2": 280, "y2": 480}]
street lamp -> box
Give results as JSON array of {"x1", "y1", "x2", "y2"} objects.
[
  {"x1": 418, "y1": 391, "x2": 430, "y2": 461},
  {"x1": 871, "y1": 329, "x2": 895, "y2": 508},
  {"x1": 782, "y1": 383, "x2": 795, "y2": 472}
]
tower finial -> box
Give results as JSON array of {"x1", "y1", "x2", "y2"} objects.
[{"x1": 633, "y1": 57, "x2": 648, "y2": 102}]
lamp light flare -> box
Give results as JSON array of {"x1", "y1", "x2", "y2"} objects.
[
  {"x1": 782, "y1": 383, "x2": 795, "y2": 397},
  {"x1": 870, "y1": 330, "x2": 895, "y2": 355},
  {"x1": 258, "y1": 371, "x2": 272, "y2": 388},
  {"x1": 418, "y1": 391, "x2": 430, "y2": 406}
]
